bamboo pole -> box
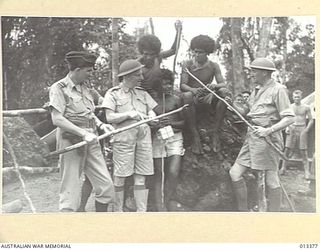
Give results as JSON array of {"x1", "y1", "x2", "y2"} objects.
[
  {"x1": 3, "y1": 105, "x2": 105, "y2": 117},
  {"x1": 3, "y1": 108, "x2": 49, "y2": 116},
  {"x1": 3, "y1": 166, "x2": 60, "y2": 176},
  {"x1": 45, "y1": 105, "x2": 188, "y2": 158}
]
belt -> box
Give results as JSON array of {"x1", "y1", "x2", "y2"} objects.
[{"x1": 66, "y1": 116, "x2": 96, "y2": 128}]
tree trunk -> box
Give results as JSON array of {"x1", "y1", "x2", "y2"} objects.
[
  {"x1": 256, "y1": 17, "x2": 273, "y2": 58},
  {"x1": 3, "y1": 70, "x2": 8, "y2": 110},
  {"x1": 111, "y1": 18, "x2": 120, "y2": 86},
  {"x1": 231, "y1": 18, "x2": 245, "y2": 95}
]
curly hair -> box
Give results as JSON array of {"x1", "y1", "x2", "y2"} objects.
[
  {"x1": 160, "y1": 68, "x2": 174, "y2": 84},
  {"x1": 190, "y1": 35, "x2": 216, "y2": 54},
  {"x1": 137, "y1": 35, "x2": 162, "y2": 54}
]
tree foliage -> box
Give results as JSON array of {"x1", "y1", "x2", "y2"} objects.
[
  {"x1": 2, "y1": 17, "x2": 138, "y2": 111},
  {"x1": 216, "y1": 17, "x2": 315, "y2": 98}
]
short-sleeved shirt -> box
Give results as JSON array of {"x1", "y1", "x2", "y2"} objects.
[
  {"x1": 102, "y1": 83, "x2": 158, "y2": 128},
  {"x1": 235, "y1": 79, "x2": 294, "y2": 171},
  {"x1": 180, "y1": 59, "x2": 222, "y2": 88},
  {"x1": 49, "y1": 75, "x2": 99, "y2": 120},
  {"x1": 247, "y1": 79, "x2": 294, "y2": 127}
]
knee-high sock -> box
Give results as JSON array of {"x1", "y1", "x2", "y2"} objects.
[{"x1": 232, "y1": 179, "x2": 248, "y2": 212}]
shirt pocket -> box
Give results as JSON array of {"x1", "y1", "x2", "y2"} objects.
[
  {"x1": 68, "y1": 95, "x2": 88, "y2": 113},
  {"x1": 255, "y1": 96, "x2": 274, "y2": 115},
  {"x1": 134, "y1": 96, "x2": 147, "y2": 114},
  {"x1": 115, "y1": 97, "x2": 131, "y2": 113}
]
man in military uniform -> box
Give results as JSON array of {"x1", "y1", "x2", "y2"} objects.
[
  {"x1": 229, "y1": 58, "x2": 295, "y2": 212},
  {"x1": 102, "y1": 59, "x2": 158, "y2": 212},
  {"x1": 49, "y1": 51, "x2": 115, "y2": 212}
]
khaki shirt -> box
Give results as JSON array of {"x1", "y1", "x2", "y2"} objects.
[
  {"x1": 49, "y1": 75, "x2": 98, "y2": 121},
  {"x1": 247, "y1": 79, "x2": 294, "y2": 127},
  {"x1": 102, "y1": 83, "x2": 158, "y2": 128}
]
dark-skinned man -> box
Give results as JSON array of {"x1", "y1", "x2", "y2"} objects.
[{"x1": 180, "y1": 35, "x2": 231, "y2": 154}]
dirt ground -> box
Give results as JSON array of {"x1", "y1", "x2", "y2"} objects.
[{"x1": 2, "y1": 161, "x2": 315, "y2": 213}]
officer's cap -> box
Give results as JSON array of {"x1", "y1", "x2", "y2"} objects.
[{"x1": 65, "y1": 51, "x2": 97, "y2": 69}]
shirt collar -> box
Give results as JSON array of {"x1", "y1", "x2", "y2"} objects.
[
  {"x1": 120, "y1": 82, "x2": 136, "y2": 94},
  {"x1": 66, "y1": 74, "x2": 84, "y2": 92}
]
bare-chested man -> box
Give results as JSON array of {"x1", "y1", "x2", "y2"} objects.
[
  {"x1": 280, "y1": 90, "x2": 314, "y2": 179},
  {"x1": 151, "y1": 69, "x2": 185, "y2": 211}
]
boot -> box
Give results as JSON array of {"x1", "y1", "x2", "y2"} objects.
[
  {"x1": 267, "y1": 187, "x2": 281, "y2": 212},
  {"x1": 114, "y1": 186, "x2": 124, "y2": 212},
  {"x1": 134, "y1": 185, "x2": 149, "y2": 212},
  {"x1": 95, "y1": 201, "x2": 108, "y2": 212},
  {"x1": 232, "y1": 179, "x2": 248, "y2": 211}
]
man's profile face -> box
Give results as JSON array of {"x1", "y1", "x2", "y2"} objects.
[
  {"x1": 75, "y1": 67, "x2": 93, "y2": 83},
  {"x1": 250, "y1": 68, "x2": 265, "y2": 84},
  {"x1": 126, "y1": 69, "x2": 143, "y2": 87},
  {"x1": 141, "y1": 50, "x2": 157, "y2": 68}
]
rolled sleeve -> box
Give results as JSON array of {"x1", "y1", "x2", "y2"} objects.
[
  {"x1": 102, "y1": 91, "x2": 116, "y2": 111},
  {"x1": 275, "y1": 87, "x2": 294, "y2": 118},
  {"x1": 145, "y1": 92, "x2": 158, "y2": 112},
  {"x1": 49, "y1": 84, "x2": 66, "y2": 114}
]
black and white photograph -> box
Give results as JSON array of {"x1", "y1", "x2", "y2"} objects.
[{"x1": 1, "y1": 16, "x2": 315, "y2": 214}]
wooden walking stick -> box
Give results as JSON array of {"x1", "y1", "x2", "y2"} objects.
[{"x1": 44, "y1": 105, "x2": 188, "y2": 158}]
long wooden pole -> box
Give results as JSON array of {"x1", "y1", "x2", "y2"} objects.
[
  {"x1": 184, "y1": 68, "x2": 289, "y2": 161},
  {"x1": 44, "y1": 105, "x2": 188, "y2": 158}
]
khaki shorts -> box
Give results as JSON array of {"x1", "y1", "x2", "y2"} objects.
[
  {"x1": 152, "y1": 132, "x2": 185, "y2": 158},
  {"x1": 112, "y1": 124, "x2": 154, "y2": 177},
  {"x1": 285, "y1": 125, "x2": 307, "y2": 150},
  {"x1": 235, "y1": 128, "x2": 284, "y2": 171}
]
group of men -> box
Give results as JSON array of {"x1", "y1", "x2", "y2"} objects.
[{"x1": 49, "y1": 22, "x2": 314, "y2": 213}]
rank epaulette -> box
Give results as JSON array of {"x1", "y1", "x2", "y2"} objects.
[
  {"x1": 58, "y1": 81, "x2": 67, "y2": 88},
  {"x1": 108, "y1": 86, "x2": 121, "y2": 92}
]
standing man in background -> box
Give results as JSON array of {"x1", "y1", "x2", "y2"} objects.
[{"x1": 280, "y1": 90, "x2": 314, "y2": 178}]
